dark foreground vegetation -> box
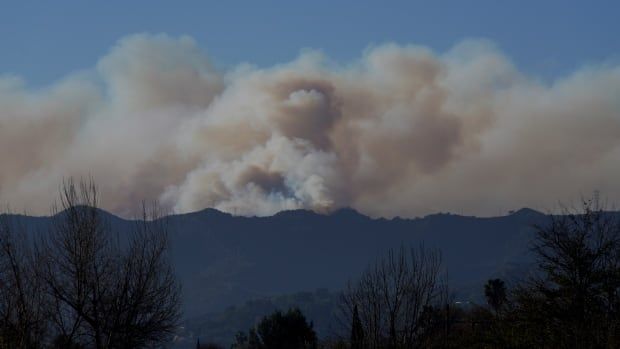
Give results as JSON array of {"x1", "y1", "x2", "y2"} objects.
[
  {"x1": 187, "y1": 289, "x2": 339, "y2": 346},
  {"x1": 0, "y1": 180, "x2": 181, "y2": 348},
  {"x1": 201, "y1": 199, "x2": 620, "y2": 349},
  {"x1": 1, "y1": 180, "x2": 619, "y2": 348}
]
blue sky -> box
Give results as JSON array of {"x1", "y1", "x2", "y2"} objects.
[{"x1": 1, "y1": 0, "x2": 618, "y2": 86}]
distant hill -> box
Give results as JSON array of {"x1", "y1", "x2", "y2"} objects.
[
  {"x1": 182, "y1": 289, "x2": 341, "y2": 346},
  {"x1": 2, "y1": 207, "x2": 552, "y2": 317},
  {"x1": 11, "y1": 206, "x2": 610, "y2": 345},
  {"x1": 165, "y1": 207, "x2": 547, "y2": 317}
]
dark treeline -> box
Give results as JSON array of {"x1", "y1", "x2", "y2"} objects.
[{"x1": 0, "y1": 180, "x2": 181, "y2": 348}]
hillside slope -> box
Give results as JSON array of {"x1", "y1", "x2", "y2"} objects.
[{"x1": 2, "y1": 207, "x2": 550, "y2": 318}]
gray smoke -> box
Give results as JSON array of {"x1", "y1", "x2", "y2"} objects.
[{"x1": 1, "y1": 34, "x2": 619, "y2": 217}]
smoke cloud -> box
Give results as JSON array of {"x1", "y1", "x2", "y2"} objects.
[{"x1": 1, "y1": 34, "x2": 619, "y2": 217}]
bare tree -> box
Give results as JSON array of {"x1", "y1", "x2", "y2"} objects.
[
  {"x1": 105, "y1": 205, "x2": 182, "y2": 347},
  {"x1": 37, "y1": 179, "x2": 181, "y2": 348},
  {"x1": 513, "y1": 199, "x2": 620, "y2": 348},
  {"x1": 340, "y1": 245, "x2": 443, "y2": 349},
  {"x1": 0, "y1": 215, "x2": 49, "y2": 348}
]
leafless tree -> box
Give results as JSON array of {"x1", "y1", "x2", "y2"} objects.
[
  {"x1": 512, "y1": 198, "x2": 620, "y2": 348},
  {"x1": 0, "y1": 215, "x2": 49, "y2": 348},
  {"x1": 340, "y1": 245, "x2": 443, "y2": 349},
  {"x1": 37, "y1": 179, "x2": 181, "y2": 348}
]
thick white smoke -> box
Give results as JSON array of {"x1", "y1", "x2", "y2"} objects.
[{"x1": 1, "y1": 34, "x2": 619, "y2": 217}]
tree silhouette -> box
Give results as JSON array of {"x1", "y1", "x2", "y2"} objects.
[
  {"x1": 340, "y1": 245, "x2": 443, "y2": 348},
  {"x1": 484, "y1": 279, "x2": 507, "y2": 314},
  {"x1": 38, "y1": 179, "x2": 181, "y2": 348},
  {"x1": 232, "y1": 308, "x2": 317, "y2": 349},
  {"x1": 0, "y1": 217, "x2": 48, "y2": 348},
  {"x1": 513, "y1": 199, "x2": 620, "y2": 348},
  {"x1": 350, "y1": 305, "x2": 364, "y2": 349},
  {"x1": 0, "y1": 179, "x2": 182, "y2": 348}
]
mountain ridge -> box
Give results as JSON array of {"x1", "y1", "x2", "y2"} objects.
[
  {"x1": 1, "y1": 205, "x2": 547, "y2": 223},
  {"x1": 5, "y1": 205, "x2": 611, "y2": 322}
]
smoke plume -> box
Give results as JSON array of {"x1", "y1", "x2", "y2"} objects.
[{"x1": 1, "y1": 34, "x2": 619, "y2": 217}]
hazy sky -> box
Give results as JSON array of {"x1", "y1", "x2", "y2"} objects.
[
  {"x1": 1, "y1": 1, "x2": 618, "y2": 86},
  {"x1": 1, "y1": 1, "x2": 619, "y2": 217}
]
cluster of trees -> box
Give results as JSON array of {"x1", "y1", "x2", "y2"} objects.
[
  {"x1": 0, "y1": 180, "x2": 181, "y2": 348},
  {"x1": 339, "y1": 245, "x2": 446, "y2": 348},
  {"x1": 481, "y1": 200, "x2": 620, "y2": 348},
  {"x1": 332, "y1": 199, "x2": 620, "y2": 348},
  {"x1": 206, "y1": 245, "x2": 444, "y2": 349},
  {"x1": 189, "y1": 289, "x2": 339, "y2": 346},
  {"x1": 230, "y1": 308, "x2": 317, "y2": 349},
  {"x1": 195, "y1": 308, "x2": 318, "y2": 349},
  {"x1": 214, "y1": 199, "x2": 619, "y2": 349}
]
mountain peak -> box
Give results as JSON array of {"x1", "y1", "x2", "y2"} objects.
[
  {"x1": 179, "y1": 207, "x2": 232, "y2": 219},
  {"x1": 509, "y1": 207, "x2": 543, "y2": 217}
]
